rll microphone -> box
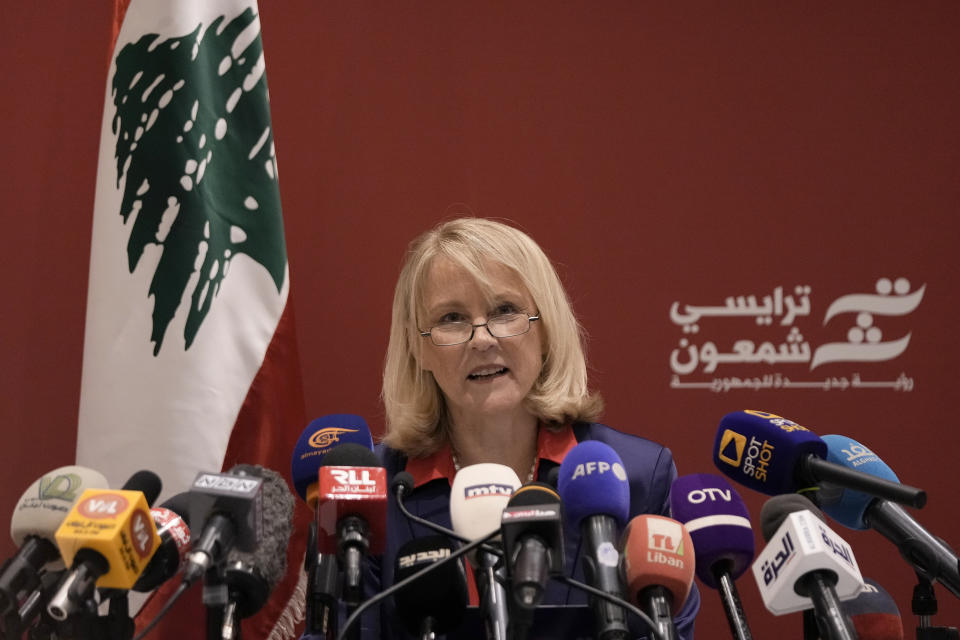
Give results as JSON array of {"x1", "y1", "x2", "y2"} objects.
[
  {"x1": 621, "y1": 514, "x2": 695, "y2": 640},
  {"x1": 316, "y1": 443, "x2": 387, "y2": 606},
  {"x1": 753, "y1": 494, "x2": 862, "y2": 640},
  {"x1": 393, "y1": 535, "x2": 468, "y2": 639},
  {"x1": 819, "y1": 434, "x2": 960, "y2": 598},
  {"x1": 670, "y1": 473, "x2": 754, "y2": 640},
  {"x1": 557, "y1": 440, "x2": 631, "y2": 640}
]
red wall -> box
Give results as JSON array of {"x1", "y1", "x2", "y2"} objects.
[{"x1": 2, "y1": 2, "x2": 959, "y2": 636}]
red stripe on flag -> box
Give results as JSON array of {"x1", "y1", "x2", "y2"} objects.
[{"x1": 135, "y1": 298, "x2": 308, "y2": 639}]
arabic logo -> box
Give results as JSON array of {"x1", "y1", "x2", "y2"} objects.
[
  {"x1": 717, "y1": 430, "x2": 746, "y2": 468},
  {"x1": 308, "y1": 428, "x2": 360, "y2": 449},
  {"x1": 38, "y1": 473, "x2": 83, "y2": 502}
]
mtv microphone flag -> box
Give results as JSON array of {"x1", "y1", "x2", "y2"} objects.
[{"x1": 76, "y1": 1, "x2": 306, "y2": 637}]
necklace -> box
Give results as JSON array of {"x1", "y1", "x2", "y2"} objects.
[{"x1": 451, "y1": 448, "x2": 538, "y2": 484}]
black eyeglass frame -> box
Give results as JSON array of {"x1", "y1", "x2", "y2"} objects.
[{"x1": 419, "y1": 313, "x2": 541, "y2": 347}]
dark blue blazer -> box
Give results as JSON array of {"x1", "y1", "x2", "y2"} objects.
[{"x1": 315, "y1": 422, "x2": 699, "y2": 639}]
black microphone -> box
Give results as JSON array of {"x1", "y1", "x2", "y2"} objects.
[
  {"x1": 131, "y1": 492, "x2": 192, "y2": 592},
  {"x1": 182, "y1": 466, "x2": 264, "y2": 585},
  {"x1": 501, "y1": 483, "x2": 564, "y2": 608},
  {"x1": 218, "y1": 465, "x2": 294, "y2": 638},
  {"x1": 393, "y1": 536, "x2": 468, "y2": 639}
]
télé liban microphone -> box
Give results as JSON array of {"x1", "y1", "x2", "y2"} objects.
[
  {"x1": 819, "y1": 434, "x2": 960, "y2": 598},
  {"x1": 393, "y1": 535, "x2": 468, "y2": 638},
  {"x1": 291, "y1": 414, "x2": 374, "y2": 507},
  {"x1": 713, "y1": 410, "x2": 925, "y2": 507},
  {"x1": 182, "y1": 465, "x2": 263, "y2": 584},
  {"x1": 47, "y1": 470, "x2": 163, "y2": 620},
  {"x1": 620, "y1": 514, "x2": 695, "y2": 640},
  {"x1": 557, "y1": 440, "x2": 631, "y2": 640},
  {"x1": 670, "y1": 473, "x2": 754, "y2": 640},
  {"x1": 0, "y1": 465, "x2": 108, "y2": 616}
]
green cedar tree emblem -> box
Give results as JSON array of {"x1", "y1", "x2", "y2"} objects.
[{"x1": 111, "y1": 9, "x2": 286, "y2": 355}]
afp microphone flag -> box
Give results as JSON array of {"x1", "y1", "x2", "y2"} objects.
[{"x1": 77, "y1": 1, "x2": 307, "y2": 638}]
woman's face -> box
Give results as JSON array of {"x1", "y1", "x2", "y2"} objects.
[{"x1": 418, "y1": 256, "x2": 544, "y2": 427}]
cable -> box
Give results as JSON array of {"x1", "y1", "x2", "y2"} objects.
[
  {"x1": 557, "y1": 575, "x2": 666, "y2": 640},
  {"x1": 131, "y1": 581, "x2": 191, "y2": 640},
  {"x1": 336, "y1": 529, "x2": 500, "y2": 640}
]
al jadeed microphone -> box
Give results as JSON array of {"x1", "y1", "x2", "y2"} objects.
[
  {"x1": 819, "y1": 434, "x2": 960, "y2": 599},
  {"x1": 753, "y1": 494, "x2": 863, "y2": 640},
  {"x1": 291, "y1": 414, "x2": 374, "y2": 636},
  {"x1": 316, "y1": 443, "x2": 387, "y2": 606},
  {"x1": 46, "y1": 470, "x2": 163, "y2": 621},
  {"x1": 393, "y1": 535, "x2": 468, "y2": 639},
  {"x1": 557, "y1": 440, "x2": 631, "y2": 640},
  {"x1": 670, "y1": 474, "x2": 754, "y2": 640},
  {"x1": 0, "y1": 465, "x2": 108, "y2": 617},
  {"x1": 620, "y1": 514, "x2": 695, "y2": 640},
  {"x1": 713, "y1": 410, "x2": 925, "y2": 508},
  {"x1": 450, "y1": 463, "x2": 521, "y2": 640}
]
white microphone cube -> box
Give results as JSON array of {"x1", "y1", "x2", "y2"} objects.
[{"x1": 752, "y1": 509, "x2": 864, "y2": 614}]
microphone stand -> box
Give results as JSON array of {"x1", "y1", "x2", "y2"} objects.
[
  {"x1": 476, "y1": 550, "x2": 509, "y2": 640},
  {"x1": 204, "y1": 564, "x2": 236, "y2": 640},
  {"x1": 305, "y1": 521, "x2": 339, "y2": 640},
  {"x1": 711, "y1": 563, "x2": 752, "y2": 640},
  {"x1": 913, "y1": 574, "x2": 959, "y2": 640}
]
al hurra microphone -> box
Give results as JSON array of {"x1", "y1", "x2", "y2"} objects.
[
  {"x1": 753, "y1": 494, "x2": 862, "y2": 640},
  {"x1": 182, "y1": 465, "x2": 264, "y2": 585},
  {"x1": 450, "y1": 463, "x2": 521, "y2": 640},
  {"x1": 291, "y1": 414, "x2": 373, "y2": 638},
  {"x1": 393, "y1": 535, "x2": 468, "y2": 639},
  {"x1": 621, "y1": 515, "x2": 695, "y2": 640},
  {"x1": 47, "y1": 470, "x2": 163, "y2": 621},
  {"x1": 557, "y1": 440, "x2": 631, "y2": 640},
  {"x1": 316, "y1": 443, "x2": 387, "y2": 606},
  {"x1": 669, "y1": 473, "x2": 755, "y2": 640},
  {"x1": 0, "y1": 465, "x2": 108, "y2": 617},
  {"x1": 713, "y1": 410, "x2": 926, "y2": 508},
  {"x1": 819, "y1": 434, "x2": 960, "y2": 599}
]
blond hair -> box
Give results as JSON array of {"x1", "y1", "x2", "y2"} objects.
[{"x1": 381, "y1": 217, "x2": 603, "y2": 457}]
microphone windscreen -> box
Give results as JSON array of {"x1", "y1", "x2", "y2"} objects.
[
  {"x1": 224, "y1": 465, "x2": 295, "y2": 617},
  {"x1": 290, "y1": 414, "x2": 374, "y2": 502},
  {"x1": 11, "y1": 466, "x2": 109, "y2": 550},
  {"x1": 820, "y1": 435, "x2": 899, "y2": 530},
  {"x1": 670, "y1": 473, "x2": 754, "y2": 587},
  {"x1": 621, "y1": 515, "x2": 695, "y2": 608},
  {"x1": 509, "y1": 483, "x2": 561, "y2": 508},
  {"x1": 713, "y1": 410, "x2": 826, "y2": 495},
  {"x1": 759, "y1": 494, "x2": 825, "y2": 542},
  {"x1": 391, "y1": 471, "x2": 414, "y2": 497},
  {"x1": 394, "y1": 536, "x2": 467, "y2": 634},
  {"x1": 843, "y1": 578, "x2": 904, "y2": 640},
  {"x1": 450, "y1": 463, "x2": 520, "y2": 541},
  {"x1": 121, "y1": 470, "x2": 162, "y2": 507},
  {"x1": 557, "y1": 441, "x2": 630, "y2": 529},
  {"x1": 158, "y1": 492, "x2": 193, "y2": 528}
]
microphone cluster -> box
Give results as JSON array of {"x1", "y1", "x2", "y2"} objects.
[
  {"x1": 0, "y1": 460, "x2": 296, "y2": 640},
  {"x1": 3, "y1": 407, "x2": 952, "y2": 640}
]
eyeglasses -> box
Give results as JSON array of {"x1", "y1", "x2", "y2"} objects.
[{"x1": 419, "y1": 313, "x2": 540, "y2": 346}]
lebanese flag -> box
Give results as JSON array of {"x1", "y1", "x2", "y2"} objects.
[{"x1": 77, "y1": 1, "x2": 308, "y2": 638}]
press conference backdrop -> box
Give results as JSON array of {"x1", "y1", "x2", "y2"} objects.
[{"x1": 2, "y1": 2, "x2": 958, "y2": 638}]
